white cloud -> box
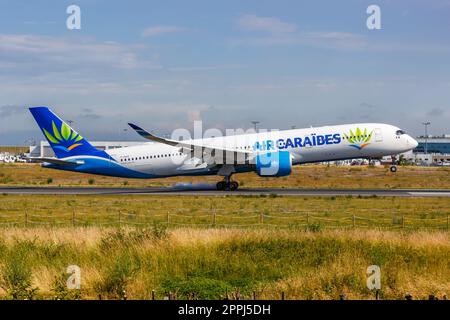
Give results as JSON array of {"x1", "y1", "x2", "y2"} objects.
[
  {"x1": 233, "y1": 14, "x2": 367, "y2": 50},
  {"x1": 142, "y1": 25, "x2": 186, "y2": 37},
  {"x1": 236, "y1": 14, "x2": 297, "y2": 34},
  {"x1": 233, "y1": 17, "x2": 450, "y2": 53},
  {"x1": 0, "y1": 34, "x2": 159, "y2": 74},
  {"x1": 169, "y1": 64, "x2": 245, "y2": 72},
  {"x1": 230, "y1": 30, "x2": 367, "y2": 50}
]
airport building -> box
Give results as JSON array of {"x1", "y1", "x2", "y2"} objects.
[
  {"x1": 400, "y1": 135, "x2": 450, "y2": 165},
  {"x1": 415, "y1": 135, "x2": 450, "y2": 154},
  {"x1": 28, "y1": 141, "x2": 145, "y2": 158}
]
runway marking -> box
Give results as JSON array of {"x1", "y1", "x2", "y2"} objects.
[
  {"x1": 1, "y1": 187, "x2": 450, "y2": 197},
  {"x1": 408, "y1": 192, "x2": 450, "y2": 197}
]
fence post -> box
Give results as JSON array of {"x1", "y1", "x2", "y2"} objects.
[
  {"x1": 25, "y1": 212, "x2": 28, "y2": 227},
  {"x1": 151, "y1": 290, "x2": 155, "y2": 300},
  {"x1": 352, "y1": 215, "x2": 356, "y2": 228},
  {"x1": 235, "y1": 288, "x2": 240, "y2": 300},
  {"x1": 253, "y1": 291, "x2": 256, "y2": 300},
  {"x1": 72, "y1": 210, "x2": 75, "y2": 227},
  {"x1": 402, "y1": 215, "x2": 405, "y2": 229},
  {"x1": 306, "y1": 213, "x2": 309, "y2": 227},
  {"x1": 213, "y1": 212, "x2": 216, "y2": 226},
  {"x1": 281, "y1": 291, "x2": 285, "y2": 300}
]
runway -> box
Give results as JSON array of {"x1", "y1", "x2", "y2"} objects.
[{"x1": 1, "y1": 186, "x2": 450, "y2": 197}]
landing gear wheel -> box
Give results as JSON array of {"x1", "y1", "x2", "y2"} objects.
[
  {"x1": 229, "y1": 181, "x2": 239, "y2": 191},
  {"x1": 216, "y1": 181, "x2": 227, "y2": 190},
  {"x1": 389, "y1": 165, "x2": 397, "y2": 173}
]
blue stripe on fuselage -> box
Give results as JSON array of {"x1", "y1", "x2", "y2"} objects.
[
  {"x1": 43, "y1": 156, "x2": 152, "y2": 178},
  {"x1": 42, "y1": 156, "x2": 254, "y2": 179}
]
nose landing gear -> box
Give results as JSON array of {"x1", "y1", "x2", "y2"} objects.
[
  {"x1": 216, "y1": 176, "x2": 239, "y2": 191},
  {"x1": 390, "y1": 155, "x2": 397, "y2": 173}
]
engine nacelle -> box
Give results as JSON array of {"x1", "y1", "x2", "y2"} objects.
[{"x1": 255, "y1": 151, "x2": 292, "y2": 177}]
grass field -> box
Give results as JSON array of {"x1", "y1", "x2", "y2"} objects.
[
  {"x1": 0, "y1": 195, "x2": 449, "y2": 229},
  {"x1": 0, "y1": 146, "x2": 28, "y2": 154},
  {"x1": 0, "y1": 164, "x2": 449, "y2": 300},
  {"x1": 1, "y1": 163, "x2": 450, "y2": 189},
  {"x1": 0, "y1": 227, "x2": 448, "y2": 300},
  {"x1": 0, "y1": 194, "x2": 448, "y2": 300}
]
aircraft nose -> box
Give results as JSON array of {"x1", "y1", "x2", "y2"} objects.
[{"x1": 407, "y1": 135, "x2": 419, "y2": 149}]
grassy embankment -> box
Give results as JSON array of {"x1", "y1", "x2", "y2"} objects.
[
  {"x1": 0, "y1": 164, "x2": 449, "y2": 300},
  {"x1": 1, "y1": 163, "x2": 450, "y2": 189},
  {"x1": 0, "y1": 227, "x2": 448, "y2": 300}
]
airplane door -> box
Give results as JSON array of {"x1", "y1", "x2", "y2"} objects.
[{"x1": 374, "y1": 128, "x2": 383, "y2": 142}]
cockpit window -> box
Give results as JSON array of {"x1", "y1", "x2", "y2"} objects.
[{"x1": 396, "y1": 130, "x2": 406, "y2": 135}]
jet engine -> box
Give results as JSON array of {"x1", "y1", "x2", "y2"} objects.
[{"x1": 255, "y1": 151, "x2": 292, "y2": 177}]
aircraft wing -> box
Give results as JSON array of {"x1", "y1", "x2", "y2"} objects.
[
  {"x1": 26, "y1": 157, "x2": 84, "y2": 166},
  {"x1": 128, "y1": 123, "x2": 253, "y2": 164}
]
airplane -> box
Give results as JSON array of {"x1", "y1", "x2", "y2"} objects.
[{"x1": 28, "y1": 106, "x2": 418, "y2": 191}]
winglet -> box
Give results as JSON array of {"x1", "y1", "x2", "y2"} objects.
[
  {"x1": 128, "y1": 123, "x2": 179, "y2": 146},
  {"x1": 127, "y1": 123, "x2": 153, "y2": 140}
]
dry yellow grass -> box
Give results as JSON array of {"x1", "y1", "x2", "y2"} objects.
[
  {"x1": 0, "y1": 227, "x2": 448, "y2": 300},
  {"x1": 1, "y1": 163, "x2": 449, "y2": 300},
  {"x1": 1, "y1": 163, "x2": 450, "y2": 189}
]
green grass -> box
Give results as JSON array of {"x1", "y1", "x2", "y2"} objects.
[
  {"x1": 0, "y1": 194, "x2": 448, "y2": 299},
  {"x1": 0, "y1": 227, "x2": 448, "y2": 300},
  {"x1": 1, "y1": 163, "x2": 450, "y2": 189},
  {"x1": 0, "y1": 195, "x2": 448, "y2": 230}
]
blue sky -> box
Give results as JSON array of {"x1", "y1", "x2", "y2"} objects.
[{"x1": 0, "y1": 0, "x2": 449, "y2": 144}]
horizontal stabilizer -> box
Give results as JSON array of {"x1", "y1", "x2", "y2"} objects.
[{"x1": 26, "y1": 157, "x2": 84, "y2": 166}]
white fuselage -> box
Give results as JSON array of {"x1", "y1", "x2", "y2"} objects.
[{"x1": 101, "y1": 123, "x2": 417, "y2": 178}]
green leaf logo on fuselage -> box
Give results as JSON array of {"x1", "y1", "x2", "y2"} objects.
[{"x1": 344, "y1": 128, "x2": 373, "y2": 150}]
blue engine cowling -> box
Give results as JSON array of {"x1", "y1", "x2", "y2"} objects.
[{"x1": 255, "y1": 151, "x2": 292, "y2": 177}]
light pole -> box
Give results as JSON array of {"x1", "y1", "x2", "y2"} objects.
[
  {"x1": 422, "y1": 121, "x2": 430, "y2": 155},
  {"x1": 251, "y1": 121, "x2": 260, "y2": 131}
]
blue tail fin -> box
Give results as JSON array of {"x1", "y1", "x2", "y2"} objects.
[{"x1": 29, "y1": 106, "x2": 106, "y2": 159}]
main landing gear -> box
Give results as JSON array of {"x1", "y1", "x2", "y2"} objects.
[{"x1": 216, "y1": 176, "x2": 239, "y2": 191}]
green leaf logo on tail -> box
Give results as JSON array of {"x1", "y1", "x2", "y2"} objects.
[
  {"x1": 344, "y1": 127, "x2": 373, "y2": 150},
  {"x1": 42, "y1": 121, "x2": 83, "y2": 152}
]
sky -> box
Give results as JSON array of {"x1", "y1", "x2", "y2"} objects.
[{"x1": 0, "y1": 0, "x2": 449, "y2": 144}]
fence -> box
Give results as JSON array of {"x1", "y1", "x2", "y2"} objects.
[
  {"x1": 102, "y1": 289, "x2": 448, "y2": 301},
  {"x1": 0, "y1": 209, "x2": 449, "y2": 230}
]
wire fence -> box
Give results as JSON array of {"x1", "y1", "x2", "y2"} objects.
[{"x1": 0, "y1": 209, "x2": 449, "y2": 230}]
